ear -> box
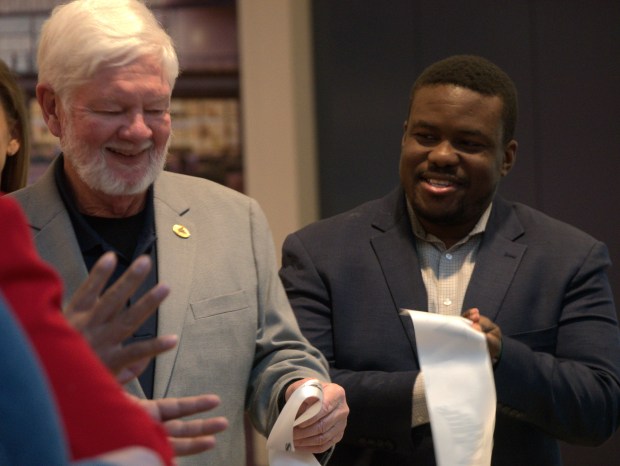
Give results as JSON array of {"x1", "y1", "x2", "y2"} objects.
[
  {"x1": 6, "y1": 137, "x2": 20, "y2": 157},
  {"x1": 36, "y1": 83, "x2": 63, "y2": 137},
  {"x1": 500, "y1": 139, "x2": 517, "y2": 176},
  {"x1": 401, "y1": 119, "x2": 408, "y2": 146}
]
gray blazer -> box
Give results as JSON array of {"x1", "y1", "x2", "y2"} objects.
[{"x1": 11, "y1": 157, "x2": 330, "y2": 466}]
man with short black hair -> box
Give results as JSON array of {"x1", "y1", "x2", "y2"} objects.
[{"x1": 280, "y1": 55, "x2": 620, "y2": 465}]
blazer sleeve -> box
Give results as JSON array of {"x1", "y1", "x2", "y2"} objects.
[
  {"x1": 245, "y1": 198, "x2": 331, "y2": 435},
  {"x1": 281, "y1": 231, "x2": 418, "y2": 454},
  {"x1": 0, "y1": 196, "x2": 174, "y2": 465},
  {"x1": 494, "y1": 239, "x2": 620, "y2": 445}
]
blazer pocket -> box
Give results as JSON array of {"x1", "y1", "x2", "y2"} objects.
[
  {"x1": 191, "y1": 290, "x2": 250, "y2": 319},
  {"x1": 508, "y1": 325, "x2": 557, "y2": 354}
]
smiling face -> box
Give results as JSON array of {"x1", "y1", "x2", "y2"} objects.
[
  {"x1": 400, "y1": 84, "x2": 517, "y2": 246},
  {"x1": 49, "y1": 54, "x2": 172, "y2": 209}
]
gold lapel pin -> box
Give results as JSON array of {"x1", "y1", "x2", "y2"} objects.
[{"x1": 173, "y1": 224, "x2": 191, "y2": 239}]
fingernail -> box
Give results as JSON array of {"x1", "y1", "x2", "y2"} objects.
[
  {"x1": 99, "y1": 251, "x2": 116, "y2": 268},
  {"x1": 161, "y1": 334, "x2": 178, "y2": 346},
  {"x1": 133, "y1": 255, "x2": 151, "y2": 273},
  {"x1": 153, "y1": 284, "x2": 170, "y2": 299}
]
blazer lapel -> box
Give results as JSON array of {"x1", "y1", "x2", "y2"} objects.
[
  {"x1": 370, "y1": 188, "x2": 427, "y2": 356},
  {"x1": 13, "y1": 159, "x2": 88, "y2": 306},
  {"x1": 152, "y1": 174, "x2": 197, "y2": 399},
  {"x1": 36, "y1": 213, "x2": 88, "y2": 307},
  {"x1": 463, "y1": 197, "x2": 526, "y2": 321},
  {"x1": 14, "y1": 162, "x2": 194, "y2": 399}
]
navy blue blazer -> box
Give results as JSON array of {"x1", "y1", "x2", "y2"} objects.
[{"x1": 280, "y1": 186, "x2": 620, "y2": 466}]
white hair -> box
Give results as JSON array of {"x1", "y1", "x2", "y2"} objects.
[{"x1": 37, "y1": 0, "x2": 179, "y2": 103}]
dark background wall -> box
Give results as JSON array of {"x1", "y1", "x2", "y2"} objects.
[{"x1": 311, "y1": 1, "x2": 620, "y2": 464}]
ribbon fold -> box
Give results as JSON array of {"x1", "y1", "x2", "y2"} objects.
[
  {"x1": 404, "y1": 310, "x2": 496, "y2": 466},
  {"x1": 267, "y1": 379, "x2": 323, "y2": 466}
]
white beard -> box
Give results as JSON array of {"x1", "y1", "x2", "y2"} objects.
[{"x1": 60, "y1": 122, "x2": 169, "y2": 196}]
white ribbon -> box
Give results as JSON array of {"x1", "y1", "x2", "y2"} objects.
[
  {"x1": 405, "y1": 310, "x2": 496, "y2": 466},
  {"x1": 267, "y1": 379, "x2": 323, "y2": 466}
]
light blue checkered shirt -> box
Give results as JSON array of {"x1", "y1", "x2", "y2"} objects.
[{"x1": 408, "y1": 200, "x2": 492, "y2": 427}]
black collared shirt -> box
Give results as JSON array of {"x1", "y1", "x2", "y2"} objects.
[{"x1": 54, "y1": 155, "x2": 159, "y2": 398}]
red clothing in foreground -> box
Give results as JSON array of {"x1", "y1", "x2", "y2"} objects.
[{"x1": 0, "y1": 195, "x2": 173, "y2": 464}]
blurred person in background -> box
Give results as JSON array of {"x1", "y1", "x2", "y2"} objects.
[{"x1": 0, "y1": 58, "x2": 29, "y2": 193}]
